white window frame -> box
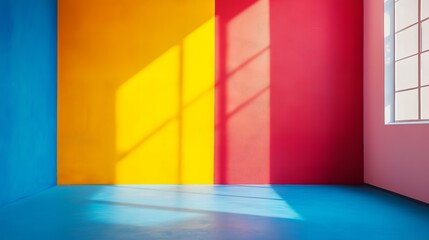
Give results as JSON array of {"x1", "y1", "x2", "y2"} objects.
[{"x1": 384, "y1": 0, "x2": 429, "y2": 124}]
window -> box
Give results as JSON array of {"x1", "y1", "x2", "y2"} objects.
[{"x1": 385, "y1": 0, "x2": 429, "y2": 124}]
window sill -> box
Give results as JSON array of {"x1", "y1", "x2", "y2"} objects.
[{"x1": 385, "y1": 121, "x2": 429, "y2": 125}]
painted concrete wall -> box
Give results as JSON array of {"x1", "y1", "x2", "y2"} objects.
[
  {"x1": 364, "y1": 0, "x2": 429, "y2": 203},
  {"x1": 215, "y1": 0, "x2": 363, "y2": 184},
  {"x1": 59, "y1": 0, "x2": 363, "y2": 185},
  {"x1": 0, "y1": 0, "x2": 57, "y2": 206},
  {"x1": 58, "y1": 0, "x2": 215, "y2": 184}
]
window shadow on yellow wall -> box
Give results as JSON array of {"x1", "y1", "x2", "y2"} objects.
[{"x1": 58, "y1": 0, "x2": 215, "y2": 184}]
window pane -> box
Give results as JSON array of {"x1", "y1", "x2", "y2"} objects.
[
  {"x1": 422, "y1": 52, "x2": 429, "y2": 86},
  {"x1": 395, "y1": 0, "x2": 418, "y2": 31},
  {"x1": 395, "y1": 55, "x2": 419, "y2": 90},
  {"x1": 421, "y1": 86, "x2": 429, "y2": 119},
  {"x1": 422, "y1": 0, "x2": 429, "y2": 20},
  {"x1": 422, "y1": 20, "x2": 429, "y2": 52},
  {"x1": 395, "y1": 25, "x2": 419, "y2": 60},
  {"x1": 395, "y1": 89, "x2": 419, "y2": 120}
]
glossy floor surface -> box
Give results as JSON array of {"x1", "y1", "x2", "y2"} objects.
[{"x1": 1, "y1": 185, "x2": 429, "y2": 240}]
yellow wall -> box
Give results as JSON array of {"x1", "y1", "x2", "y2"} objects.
[{"x1": 58, "y1": 0, "x2": 214, "y2": 184}]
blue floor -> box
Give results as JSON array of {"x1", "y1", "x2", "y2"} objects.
[{"x1": 0, "y1": 185, "x2": 428, "y2": 240}]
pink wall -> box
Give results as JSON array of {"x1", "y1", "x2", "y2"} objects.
[
  {"x1": 364, "y1": 0, "x2": 429, "y2": 203},
  {"x1": 215, "y1": 0, "x2": 363, "y2": 184}
]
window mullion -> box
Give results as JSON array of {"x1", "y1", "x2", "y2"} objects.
[
  {"x1": 418, "y1": 0, "x2": 422, "y2": 120},
  {"x1": 393, "y1": 0, "x2": 396, "y2": 122}
]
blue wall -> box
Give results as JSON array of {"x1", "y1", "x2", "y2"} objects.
[{"x1": 0, "y1": 0, "x2": 57, "y2": 207}]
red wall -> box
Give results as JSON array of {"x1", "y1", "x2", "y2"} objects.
[
  {"x1": 215, "y1": 0, "x2": 363, "y2": 184},
  {"x1": 364, "y1": 0, "x2": 429, "y2": 203}
]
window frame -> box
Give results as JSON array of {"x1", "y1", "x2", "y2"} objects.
[{"x1": 385, "y1": 0, "x2": 429, "y2": 124}]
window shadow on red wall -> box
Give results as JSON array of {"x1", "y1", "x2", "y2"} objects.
[
  {"x1": 215, "y1": 0, "x2": 270, "y2": 184},
  {"x1": 215, "y1": 0, "x2": 363, "y2": 184}
]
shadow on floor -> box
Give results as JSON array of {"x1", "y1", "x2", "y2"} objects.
[{"x1": 0, "y1": 185, "x2": 428, "y2": 240}]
